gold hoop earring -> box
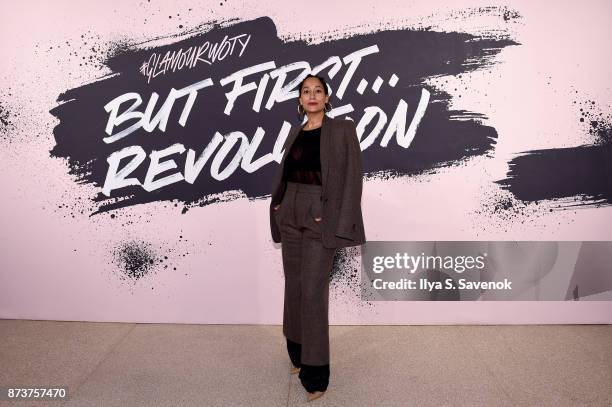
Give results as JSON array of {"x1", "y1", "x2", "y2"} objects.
[
  {"x1": 297, "y1": 104, "x2": 305, "y2": 116},
  {"x1": 324, "y1": 101, "x2": 333, "y2": 112}
]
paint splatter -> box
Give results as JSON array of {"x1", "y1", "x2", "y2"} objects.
[
  {"x1": 502, "y1": 7, "x2": 521, "y2": 22},
  {"x1": 111, "y1": 239, "x2": 158, "y2": 281},
  {"x1": 445, "y1": 6, "x2": 522, "y2": 25},
  {"x1": 330, "y1": 246, "x2": 373, "y2": 308},
  {"x1": 0, "y1": 96, "x2": 19, "y2": 143},
  {"x1": 107, "y1": 232, "x2": 193, "y2": 287},
  {"x1": 0, "y1": 101, "x2": 10, "y2": 128}
]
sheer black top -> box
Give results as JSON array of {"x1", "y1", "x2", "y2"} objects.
[{"x1": 282, "y1": 127, "x2": 322, "y2": 185}]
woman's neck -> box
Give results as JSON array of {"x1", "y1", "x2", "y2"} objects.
[{"x1": 304, "y1": 112, "x2": 325, "y2": 130}]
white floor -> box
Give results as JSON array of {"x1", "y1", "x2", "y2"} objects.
[{"x1": 0, "y1": 321, "x2": 610, "y2": 406}]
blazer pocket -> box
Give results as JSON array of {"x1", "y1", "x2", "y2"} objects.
[
  {"x1": 309, "y1": 199, "x2": 323, "y2": 223},
  {"x1": 273, "y1": 204, "x2": 283, "y2": 221}
]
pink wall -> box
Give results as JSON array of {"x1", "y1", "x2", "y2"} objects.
[{"x1": 0, "y1": 0, "x2": 611, "y2": 324}]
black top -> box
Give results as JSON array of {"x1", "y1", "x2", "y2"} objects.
[{"x1": 282, "y1": 127, "x2": 322, "y2": 185}]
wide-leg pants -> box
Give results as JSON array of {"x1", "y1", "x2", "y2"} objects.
[{"x1": 274, "y1": 181, "x2": 337, "y2": 368}]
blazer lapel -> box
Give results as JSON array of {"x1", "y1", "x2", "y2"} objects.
[
  {"x1": 320, "y1": 114, "x2": 331, "y2": 198},
  {"x1": 278, "y1": 124, "x2": 301, "y2": 172},
  {"x1": 271, "y1": 123, "x2": 301, "y2": 202}
]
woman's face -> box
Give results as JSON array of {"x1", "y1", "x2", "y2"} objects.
[{"x1": 299, "y1": 77, "x2": 329, "y2": 116}]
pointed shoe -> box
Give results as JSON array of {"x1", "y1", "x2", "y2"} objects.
[{"x1": 307, "y1": 391, "x2": 325, "y2": 402}]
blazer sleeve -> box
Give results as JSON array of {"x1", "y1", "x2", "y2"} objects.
[{"x1": 334, "y1": 120, "x2": 363, "y2": 239}]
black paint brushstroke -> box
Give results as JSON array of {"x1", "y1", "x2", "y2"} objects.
[
  {"x1": 497, "y1": 119, "x2": 612, "y2": 207},
  {"x1": 49, "y1": 16, "x2": 518, "y2": 214}
]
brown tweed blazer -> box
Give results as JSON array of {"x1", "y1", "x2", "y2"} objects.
[{"x1": 270, "y1": 114, "x2": 366, "y2": 249}]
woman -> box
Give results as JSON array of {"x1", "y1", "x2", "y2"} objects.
[{"x1": 269, "y1": 74, "x2": 366, "y2": 402}]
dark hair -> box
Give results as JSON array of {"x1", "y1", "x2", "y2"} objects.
[
  {"x1": 298, "y1": 74, "x2": 329, "y2": 96},
  {"x1": 297, "y1": 74, "x2": 331, "y2": 119}
]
